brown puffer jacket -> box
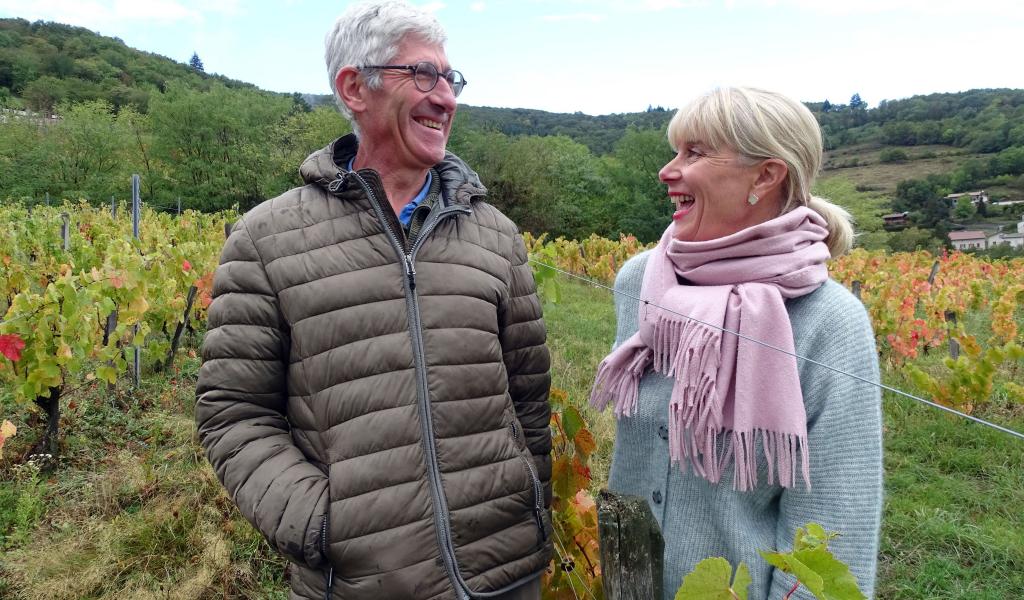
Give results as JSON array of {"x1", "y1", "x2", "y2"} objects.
[{"x1": 196, "y1": 135, "x2": 552, "y2": 600}]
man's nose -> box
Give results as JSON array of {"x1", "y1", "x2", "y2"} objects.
[{"x1": 430, "y1": 78, "x2": 458, "y2": 112}]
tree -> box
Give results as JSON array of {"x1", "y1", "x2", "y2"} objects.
[
  {"x1": 879, "y1": 148, "x2": 909, "y2": 163},
  {"x1": 954, "y1": 196, "x2": 976, "y2": 220},
  {"x1": 189, "y1": 52, "x2": 204, "y2": 72},
  {"x1": 822, "y1": 99, "x2": 832, "y2": 113},
  {"x1": 849, "y1": 93, "x2": 866, "y2": 110}
]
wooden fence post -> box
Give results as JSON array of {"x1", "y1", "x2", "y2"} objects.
[
  {"x1": 597, "y1": 489, "x2": 664, "y2": 600},
  {"x1": 945, "y1": 310, "x2": 960, "y2": 360},
  {"x1": 131, "y1": 174, "x2": 141, "y2": 387},
  {"x1": 60, "y1": 212, "x2": 70, "y2": 251}
]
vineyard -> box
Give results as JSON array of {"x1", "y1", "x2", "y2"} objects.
[
  {"x1": 1, "y1": 204, "x2": 1023, "y2": 598},
  {"x1": 0, "y1": 202, "x2": 228, "y2": 456}
]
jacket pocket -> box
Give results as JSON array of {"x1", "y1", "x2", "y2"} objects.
[
  {"x1": 320, "y1": 514, "x2": 333, "y2": 600},
  {"x1": 508, "y1": 416, "x2": 548, "y2": 546}
]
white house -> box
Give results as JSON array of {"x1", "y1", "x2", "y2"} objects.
[
  {"x1": 987, "y1": 231, "x2": 1024, "y2": 250},
  {"x1": 945, "y1": 190, "x2": 990, "y2": 207},
  {"x1": 949, "y1": 230, "x2": 989, "y2": 250}
]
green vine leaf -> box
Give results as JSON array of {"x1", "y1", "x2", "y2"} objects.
[
  {"x1": 675, "y1": 557, "x2": 750, "y2": 600},
  {"x1": 759, "y1": 524, "x2": 866, "y2": 600}
]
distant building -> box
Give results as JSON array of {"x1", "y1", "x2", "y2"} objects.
[
  {"x1": 945, "y1": 190, "x2": 989, "y2": 207},
  {"x1": 948, "y1": 230, "x2": 989, "y2": 250},
  {"x1": 882, "y1": 211, "x2": 909, "y2": 227},
  {"x1": 988, "y1": 231, "x2": 1024, "y2": 250}
]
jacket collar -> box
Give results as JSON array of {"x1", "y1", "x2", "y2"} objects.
[{"x1": 300, "y1": 133, "x2": 487, "y2": 206}]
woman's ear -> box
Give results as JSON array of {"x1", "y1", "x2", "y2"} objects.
[
  {"x1": 335, "y1": 66, "x2": 366, "y2": 115},
  {"x1": 752, "y1": 158, "x2": 789, "y2": 199}
]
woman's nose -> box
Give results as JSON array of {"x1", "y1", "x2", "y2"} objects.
[{"x1": 659, "y1": 155, "x2": 681, "y2": 182}]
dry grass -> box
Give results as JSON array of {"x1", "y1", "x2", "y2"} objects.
[
  {"x1": 823, "y1": 144, "x2": 971, "y2": 195},
  {"x1": 0, "y1": 359, "x2": 289, "y2": 599}
]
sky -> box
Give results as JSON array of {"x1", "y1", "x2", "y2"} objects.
[{"x1": 1, "y1": 0, "x2": 1022, "y2": 116}]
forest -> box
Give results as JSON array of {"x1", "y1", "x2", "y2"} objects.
[{"x1": 2, "y1": 17, "x2": 1024, "y2": 245}]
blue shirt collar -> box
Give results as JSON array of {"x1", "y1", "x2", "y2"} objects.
[{"x1": 347, "y1": 157, "x2": 431, "y2": 226}]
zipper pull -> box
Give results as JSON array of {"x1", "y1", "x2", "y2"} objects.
[
  {"x1": 404, "y1": 255, "x2": 416, "y2": 291},
  {"x1": 327, "y1": 172, "x2": 348, "y2": 193}
]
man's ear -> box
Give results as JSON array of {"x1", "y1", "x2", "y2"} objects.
[
  {"x1": 752, "y1": 158, "x2": 789, "y2": 199},
  {"x1": 335, "y1": 66, "x2": 366, "y2": 115}
]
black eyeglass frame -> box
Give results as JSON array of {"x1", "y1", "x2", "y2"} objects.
[{"x1": 360, "y1": 62, "x2": 467, "y2": 97}]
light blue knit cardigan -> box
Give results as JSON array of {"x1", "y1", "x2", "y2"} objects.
[{"x1": 606, "y1": 251, "x2": 883, "y2": 600}]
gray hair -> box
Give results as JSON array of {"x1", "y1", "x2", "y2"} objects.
[
  {"x1": 667, "y1": 86, "x2": 854, "y2": 257},
  {"x1": 325, "y1": 1, "x2": 447, "y2": 133}
]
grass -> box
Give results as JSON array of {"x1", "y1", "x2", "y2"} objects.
[
  {"x1": 1, "y1": 278, "x2": 1022, "y2": 599},
  {"x1": 822, "y1": 143, "x2": 1024, "y2": 205},
  {"x1": 823, "y1": 144, "x2": 970, "y2": 195},
  {"x1": 0, "y1": 355, "x2": 289, "y2": 599},
  {"x1": 542, "y1": 279, "x2": 619, "y2": 487}
]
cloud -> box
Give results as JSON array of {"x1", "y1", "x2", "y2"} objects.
[
  {"x1": 0, "y1": 0, "x2": 222, "y2": 28},
  {"x1": 529, "y1": 0, "x2": 706, "y2": 11},
  {"x1": 470, "y1": 1, "x2": 486, "y2": 11},
  {"x1": 540, "y1": 13, "x2": 606, "y2": 22},
  {"x1": 417, "y1": 1, "x2": 447, "y2": 13},
  {"x1": 739, "y1": 0, "x2": 1024, "y2": 17}
]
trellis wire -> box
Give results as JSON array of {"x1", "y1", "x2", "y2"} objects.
[{"x1": 529, "y1": 258, "x2": 1024, "y2": 443}]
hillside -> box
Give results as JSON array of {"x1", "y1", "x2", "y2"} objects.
[
  {"x1": 0, "y1": 18, "x2": 270, "y2": 114},
  {"x1": 2, "y1": 16, "x2": 1024, "y2": 251}
]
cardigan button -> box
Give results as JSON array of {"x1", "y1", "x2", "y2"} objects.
[
  {"x1": 652, "y1": 490, "x2": 663, "y2": 504},
  {"x1": 658, "y1": 425, "x2": 668, "y2": 440}
]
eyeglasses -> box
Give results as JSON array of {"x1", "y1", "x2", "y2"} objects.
[{"x1": 361, "y1": 62, "x2": 467, "y2": 97}]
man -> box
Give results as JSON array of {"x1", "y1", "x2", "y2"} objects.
[{"x1": 195, "y1": 2, "x2": 552, "y2": 599}]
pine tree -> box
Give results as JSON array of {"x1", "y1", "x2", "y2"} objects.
[{"x1": 189, "y1": 52, "x2": 204, "y2": 72}]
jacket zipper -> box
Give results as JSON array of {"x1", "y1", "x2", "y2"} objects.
[
  {"x1": 321, "y1": 514, "x2": 333, "y2": 600},
  {"x1": 510, "y1": 422, "x2": 548, "y2": 543},
  {"x1": 351, "y1": 171, "x2": 474, "y2": 599}
]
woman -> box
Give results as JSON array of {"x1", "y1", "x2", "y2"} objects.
[{"x1": 591, "y1": 87, "x2": 882, "y2": 599}]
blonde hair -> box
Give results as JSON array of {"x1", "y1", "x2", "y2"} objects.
[{"x1": 667, "y1": 86, "x2": 853, "y2": 257}]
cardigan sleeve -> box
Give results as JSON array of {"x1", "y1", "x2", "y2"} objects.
[{"x1": 768, "y1": 282, "x2": 884, "y2": 600}]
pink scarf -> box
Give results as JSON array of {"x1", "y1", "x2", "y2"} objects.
[{"x1": 591, "y1": 207, "x2": 831, "y2": 490}]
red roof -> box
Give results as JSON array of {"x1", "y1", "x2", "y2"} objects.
[{"x1": 948, "y1": 231, "x2": 987, "y2": 241}]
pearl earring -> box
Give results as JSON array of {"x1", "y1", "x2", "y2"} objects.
[{"x1": 747, "y1": 193, "x2": 759, "y2": 206}]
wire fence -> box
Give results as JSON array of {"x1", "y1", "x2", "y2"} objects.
[{"x1": 528, "y1": 258, "x2": 1024, "y2": 443}]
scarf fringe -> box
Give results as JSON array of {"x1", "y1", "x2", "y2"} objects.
[
  {"x1": 590, "y1": 346, "x2": 652, "y2": 417},
  {"x1": 668, "y1": 425, "x2": 811, "y2": 491}
]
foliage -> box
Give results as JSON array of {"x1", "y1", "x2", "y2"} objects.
[
  {"x1": 0, "y1": 17, "x2": 256, "y2": 112},
  {"x1": 543, "y1": 388, "x2": 604, "y2": 599},
  {"x1": 2, "y1": 228, "x2": 1023, "y2": 597},
  {"x1": 675, "y1": 524, "x2": 864, "y2": 600},
  {"x1": 759, "y1": 524, "x2": 866, "y2": 600},
  {"x1": 675, "y1": 558, "x2": 751, "y2": 600},
  {"x1": 0, "y1": 202, "x2": 228, "y2": 453},
  {"x1": 878, "y1": 148, "x2": 908, "y2": 164}
]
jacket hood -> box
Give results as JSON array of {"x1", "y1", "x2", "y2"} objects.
[{"x1": 299, "y1": 133, "x2": 487, "y2": 205}]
